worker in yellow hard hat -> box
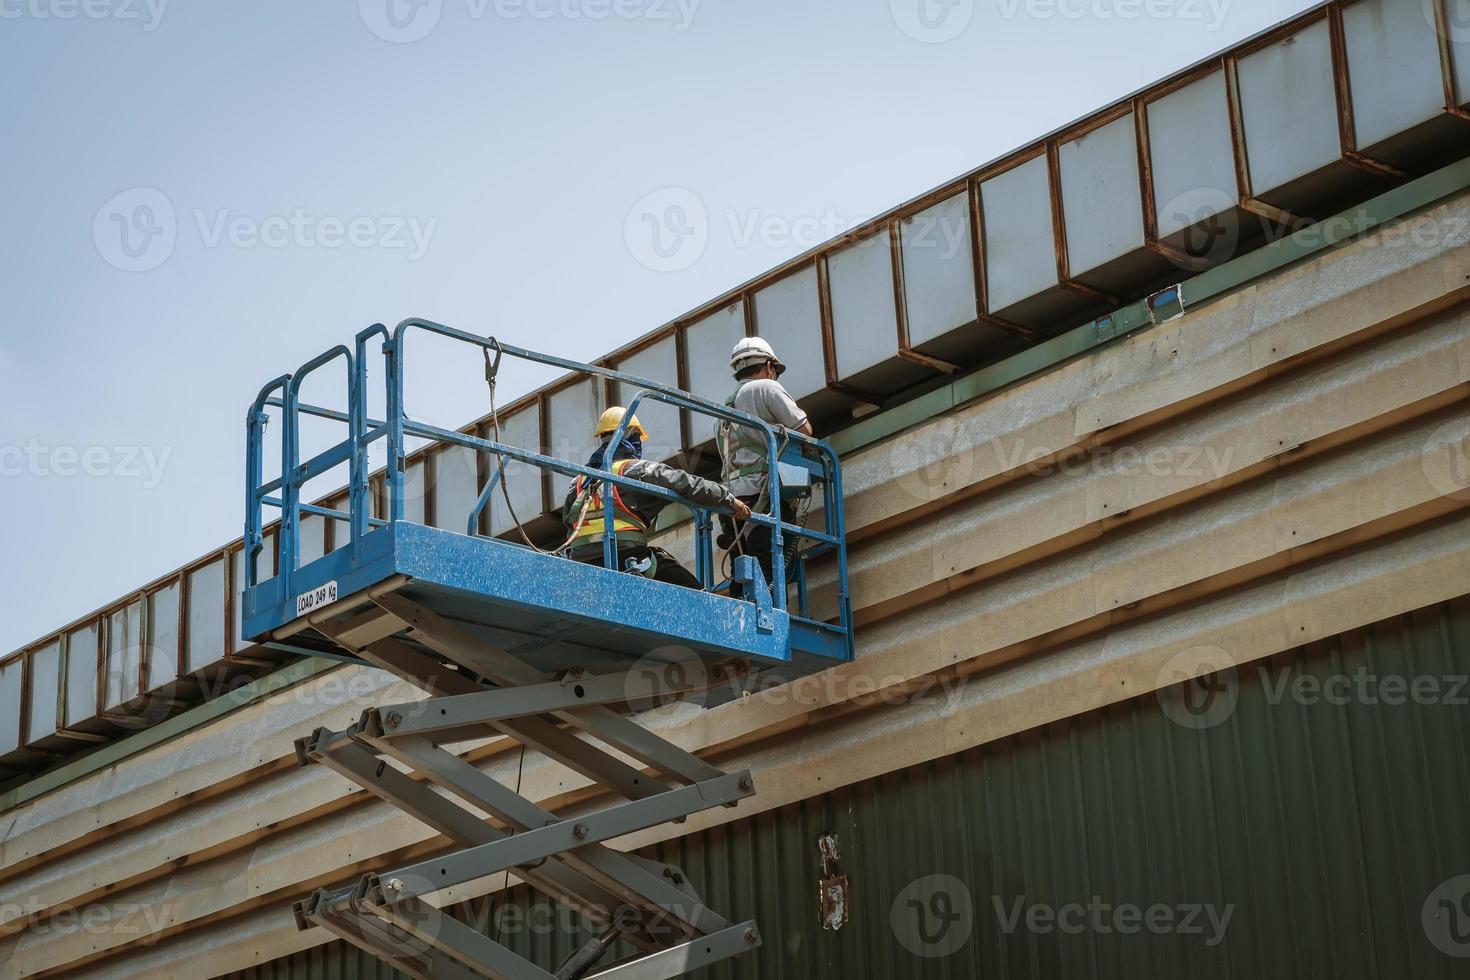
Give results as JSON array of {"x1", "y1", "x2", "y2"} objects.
[{"x1": 563, "y1": 407, "x2": 750, "y2": 589}]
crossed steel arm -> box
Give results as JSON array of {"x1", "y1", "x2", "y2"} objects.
[{"x1": 290, "y1": 591, "x2": 763, "y2": 979}]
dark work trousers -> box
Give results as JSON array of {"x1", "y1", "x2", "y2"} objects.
[
  {"x1": 567, "y1": 542, "x2": 703, "y2": 590},
  {"x1": 732, "y1": 495, "x2": 802, "y2": 597}
]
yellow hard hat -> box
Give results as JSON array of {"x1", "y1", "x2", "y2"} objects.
[{"x1": 595, "y1": 407, "x2": 648, "y2": 441}]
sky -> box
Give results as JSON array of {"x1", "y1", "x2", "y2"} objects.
[{"x1": 0, "y1": 0, "x2": 1320, "y2": 654}]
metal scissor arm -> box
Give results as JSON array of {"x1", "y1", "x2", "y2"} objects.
[{"x1": 290, "y1": 589, "x2": 764, "y2": 979}]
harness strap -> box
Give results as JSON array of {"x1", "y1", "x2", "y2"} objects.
[
  {"x1": 573, "y1": 459, "x2": 650, "y2": 543},
  {"x1": 719, "y1": 383, "x2": 771, "y2": 482}
]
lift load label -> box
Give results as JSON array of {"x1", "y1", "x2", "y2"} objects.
[{"x1": 295, "y1": 580, "x2": 338, "y2": 617}]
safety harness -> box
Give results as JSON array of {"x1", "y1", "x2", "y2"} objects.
[
  {"x1": 570, "y1": 459, "x2": 651, "y2": 546},
  {"x1": 717, "y1": 385, "x2": 811, "y2": 580},
  {"x1": 717, "y1": 383, "x2": 773, "y2": 482}
]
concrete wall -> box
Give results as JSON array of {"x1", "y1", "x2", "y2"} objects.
[{"x1": 2, "y1": 189, "x2": 1469, "y2": 978}]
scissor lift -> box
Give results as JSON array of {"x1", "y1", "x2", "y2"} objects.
[{"x1": 241, "y1": 320, "x2": 854, "y2": 979}]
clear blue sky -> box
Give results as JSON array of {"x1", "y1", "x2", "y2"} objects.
[{"x1": 0, "y1": 0, "x2": 1317, "y2": 653}]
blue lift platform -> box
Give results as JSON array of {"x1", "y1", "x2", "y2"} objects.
[{"x1": 241, "y1": 319, "x2": 854, "y2": 980}]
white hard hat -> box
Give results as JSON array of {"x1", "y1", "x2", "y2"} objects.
[{"x1": 730, "y1": 336, "x2": 786, "y2": 378}]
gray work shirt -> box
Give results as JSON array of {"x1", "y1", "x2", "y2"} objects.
[{"x1": 720, "y1": 379, "x2": 810, "y2": 497}]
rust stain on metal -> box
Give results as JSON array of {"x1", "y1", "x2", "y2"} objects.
[{"x1": 816, "y1": 831, "x2": 849, "y2": 932}]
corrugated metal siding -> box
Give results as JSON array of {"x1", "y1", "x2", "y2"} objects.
[
  {"x1": 223, "y1": 596, "x2": 1470, "y2": 980},
  {"x1": 222, "y1": 943, "x2": 408, "y2": 980}
]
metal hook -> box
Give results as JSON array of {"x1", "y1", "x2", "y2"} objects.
[{"x1": 483, "y1": 335, "x2": 504, "y2": 383}]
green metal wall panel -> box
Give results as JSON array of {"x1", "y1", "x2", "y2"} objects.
[{"x1": 224, "y1": 596, "x2": 1470, "y2": 979}]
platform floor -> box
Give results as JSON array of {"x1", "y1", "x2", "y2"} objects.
[{"x1": 243, "y1": 522, "x2": 849, "y2": 682}]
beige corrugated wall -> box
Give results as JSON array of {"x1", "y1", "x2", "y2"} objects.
[{"x1": 2, "y1": 192, "x2": 1469, "y2": 978}]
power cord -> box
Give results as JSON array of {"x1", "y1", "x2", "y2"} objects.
[
  {"x1": 483, "y1": 342, "x2": 593, "y2": 555},
  {"x1": 487, "y1": 742, "x2": 528, "y2": 947}
]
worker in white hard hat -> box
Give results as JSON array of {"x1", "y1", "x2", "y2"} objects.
[
  {"x1": 564, "y1": 407, "x2": 750, "y2": 589},
  {"x1": 716, "y1": 337, "x2": 813, "y2": 596}
]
